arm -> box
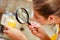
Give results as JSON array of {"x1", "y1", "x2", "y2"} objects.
[{"x1": 3, "y1": 26, "x2": 27, "y2": 40}]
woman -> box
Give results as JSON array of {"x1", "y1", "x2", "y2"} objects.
[{"x1": 29, "y1": 0, "x2": 60, "y2": 40}]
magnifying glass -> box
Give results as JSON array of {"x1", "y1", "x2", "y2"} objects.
[{"x1": 15, "y1": 8, "x2": 31, "y2": 25}]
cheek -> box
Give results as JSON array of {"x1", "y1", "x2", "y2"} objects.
[
  {"x1": 37, "y1": 19, "x2": 43, "y2": 22},
  {"x1": 35, "y1": 18, "x2": 45, "y2": 24},
  {"x1": 58, "y1": 19, "x2": 60, "y2": 24},
  {"x1": 56, "y1": 19, "x2": 60, "y2": 24}
]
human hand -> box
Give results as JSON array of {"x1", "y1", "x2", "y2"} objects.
[
  {"x1": 3, "y1": 25, "x2": 27, "y2": 40},
  {"x1": 28, "y1": 22, "x2": 51, "y2": 40}
]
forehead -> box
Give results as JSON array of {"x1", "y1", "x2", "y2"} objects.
[{"x1": 34, "y1": 10, "x2": 47, "y2": 19}]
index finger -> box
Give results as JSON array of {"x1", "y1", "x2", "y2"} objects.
[{"x1": 2, "y1": 24, "x2": 11, "y2": 30}]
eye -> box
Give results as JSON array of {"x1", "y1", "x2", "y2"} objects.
[
  {"x1": 35, "y1": 16, "x2": 40, "y2": 19},
  {"x1": 34, "y1": 14, "x2": 40, "y2": 18}
]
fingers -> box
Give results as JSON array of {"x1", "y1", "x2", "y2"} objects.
[
  {"x1": 3, "y1": 25, "x2": 12, "y2": 35},
  {"x1": 28, "y1": 25, "x2": 33, "y2": 29},
  {"x1": 29, "y1": 26, "x2": 39, "y2": 37},
  {"x1": 32, "y1": 30, "x2": 38, "y2": 35},
  {"x1": 31, "y1": 21, "x2": 40, "y2": 27},
  {"x1": 4, "y1": 25, "x2": 11, "y2": 29},
  {"x1": 3, "y1": 30, "x2": 9, "y2": 35},
  {"x1": 28, "y1": 24, "x2": 45, "y2": 34},
  {"x1": 0, "y1": 24, "x2": 11, "y2": 33},
  {"x1": 28, "y1": 21, "x2": 45, "y2": 33},
  {"x1": 28, "y1": 21, "x2": 40, "y2": 29},
  {"x1": 31, "y1": 29, "x2": 44, "y2": 39},
  {"x1": 28, "y1": 25, "x2": 39, "y2": 35},
  {"x1": 28, "y1": 25, "x2": 38, "y2": 31}
]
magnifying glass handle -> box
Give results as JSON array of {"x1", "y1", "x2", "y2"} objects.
[{"x1": 28, "y1": 22, "x2": 31, "y2": 25}]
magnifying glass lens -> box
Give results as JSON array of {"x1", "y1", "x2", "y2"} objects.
[{"x1": 16, "y1": 8, "x2": 30, "y2": 24}]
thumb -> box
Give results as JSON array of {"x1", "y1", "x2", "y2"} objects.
[
  {"x1": 30, "y1": 21, "x2": 40, "y2": 27},
  {"x1": 3, "y1": 30, "x2": 9, "y2": 35},
  {"x1": 3, "y1": 24, "x2": 11, "y2": 30}
]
